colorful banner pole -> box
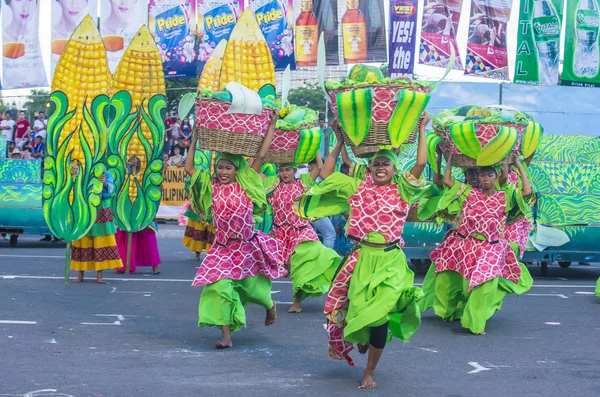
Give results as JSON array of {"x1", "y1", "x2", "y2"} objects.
[
  {"x1": 514, "y1": 0, "x2": 563, "y2": 85},
  {"x1": 562, "y1": 0, "x2": 600, "y2": 87},
  {"x1": 388, "y1": 1, "x2": 419, "y2": 78}
]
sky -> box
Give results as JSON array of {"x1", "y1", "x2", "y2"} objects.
[{"x1": 0, "y1": 1, "x2": 532, "y2": 104}]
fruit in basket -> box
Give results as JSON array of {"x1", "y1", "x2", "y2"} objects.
[
  {"x1": 295, "y1": 127, "x2": 322, "y2": 164},
  {"x1": 476, "y1": 125, "x2": 518, "y2": 166},
  {"x1": 388, "y1": 90, "x2": 430, "y2": 147},
  {"x1": 336, "y1": 88, "x2": 373, "y2": 146},
  {"x1": 220, "y1": 8, "x2": 275, "y2": 92},
  {"x1": 198, "y1": 39, "x2": 226, "y2": 93},
  {"x1": 449, "y1": 122, "x2": 481, "y2": 159},
  {"x1": 465, "y1": 107, "x2": 492, "y2": 120},
  {"x1": 283, "y1": 108, "x2": 308, "y2": 125},
  {"x1": 522, "y1": 121, "x2": 543, "y2": 158},
  {"x1": 348, "y1": 64, "x2": 384, "y2": 83},
  {"x1": 455, "y1": 105, "x2": 475, "y2": 117},
  {"x1": 496, "y1": 110, "x2": 517, "y2": 123}
]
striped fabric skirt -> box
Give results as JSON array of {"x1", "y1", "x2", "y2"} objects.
[{"x1": 71, "y1": 206, "x2": 122, "y2": 271}]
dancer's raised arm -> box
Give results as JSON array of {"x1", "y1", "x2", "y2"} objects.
[
  {"x1": 310, "y1": 152, "x2": 324, "y2": 180},
  {"x1": 320, "y1": 122, "x2": 344, "y2": 180},
  {"x1": 251, "y1": 114, "x2": 278, "y2": 173},
  {"x1": 184, "y1": 129, "x2": 198, "y2": 177},
  {"x1": 443, "y1": 153, "x2": 455, "y2": 188},
  {"x1": 409, "y1": 113, "x2": 430, "y2": 179},
  {"x1": 515, "y1": 158, "x2": 532, "y2": 197}
]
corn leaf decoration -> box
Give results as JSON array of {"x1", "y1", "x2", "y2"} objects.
[{"x1": 108, "y1": 26, "x2": 166, "y2": 233}]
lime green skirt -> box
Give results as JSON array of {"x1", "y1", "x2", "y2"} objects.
[
  {"x1": 342, "y1": 245, "x2": 423, "y2": 346},
  {"x1": 198, "y1": 275, "x2": 274, "y2": 333},
  {"x1": 290, "y1": 241, "x2": 341, "y2": 301},
  {"x1": 596, "y1": 278, "x2": 600, "y2": 297}
]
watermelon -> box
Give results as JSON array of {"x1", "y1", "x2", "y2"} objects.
[
  {"x1": 388, "y1": 89, "x2": 430, "y2": 147},
  {"x1": 336, "y1": 88, "x2": 373, "y2": 146},
  {"x1": 295, "y1": 127, "x2": 322, "y2": 164},
  {"x1": 455, "y1": 105, "x2": 475, "y2": 117},
  {"x1": 348, "y1": 64, "x2": 384, "y2": 83},
  {"x1": 521, "y1": 121, "x2": 543, "y2": 158},
  {"x1": 258, "y1": 84, "x2": 276, "y2": 100},
  {"x1": 496, "y1": 110, "x2": 517, "y2": 123},
  {"x1": 476, "y1": 126, "x2": 518, "y2": 166},
  {"x1": 283, "y1": 108, "x2": 308, "y2": 125},
  {"x1": 449, "y1": 122, "x2": 481, "y2": 159},
  {"x1": 465, "y1": 107, "x2": 493, "y2": 119}
]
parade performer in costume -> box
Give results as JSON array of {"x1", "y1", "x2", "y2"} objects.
[
  {"x1": 262, "y1": 154, "x2": 341, "y2": 313},
  {"x1": 70, "y1": 161, "x2": 122, "y2": 283},
  {"x1": 115, "y1": 220, "x2": 161, "y2": 274},
  {"x1": 182, "y1": 205, "x2": 214, "y2": 260},
  {"x1": 185, "y1": 116, "x2": 287, "y2": 349},
  {"x1": 295, "y1": 124, "x2": 434, "y2": 389},
  {"x1": 420, "y1": 153, "x2": 533, "y2": 335}
]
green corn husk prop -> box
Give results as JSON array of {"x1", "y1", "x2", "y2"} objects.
[
  {"x1": 42, "y1": 91, "x2": 107, "y2": 242},
  {"x1": 295, "y1": 127, "x2": 322, "y2": 164},
  {"x1": 388, "y1": 90, "x2": 430, "y2": 147},
  {"x1": 449, "y1": 122, "x2": 481, "y2": 159},
  {"x1": 426, "y1": 132, "x2": 442, "y2": 174},
  {"x1": 522, "y1": 121, "x2": 543, "y2": 158},
  {"x1": 336, "y1": 88, "x2": 373, "y2": 146},
  {"x1": 477, "y1": 126, "x2": 519, "y2": 166},
  {"x1": 107, "y1": 92, "x2": 166, "y2": 233}
]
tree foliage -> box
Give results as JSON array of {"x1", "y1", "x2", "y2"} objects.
[
  {"x1": 22, "y1": 89, "x2": 50, "y2": 119},
  {"x1": 165, "y1": 78, "x2": 198, "y2": 116},
  {"x1": 288, "y1": 84, "x2": 327, "y2": 113}
]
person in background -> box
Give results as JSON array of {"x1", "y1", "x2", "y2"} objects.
[
  {"x1": 1, "y1": 111, "x2": 16, "y2": 153},
  {"x1": 307, "y1": 158, "x2": 336, "y2": 249},
  {"x1": 318, "y1": 113, "x2": 331, "y2": 158},
  {"x1": 163, "y1": 153, "x2": 169, "y2": 168},
  {"x1": 180, "y1": 116, "x2": 193, "y2": 155},
  {"x1": 33, "y1": 111, "x2": 47, "y2": 142},
  {"x1": 21, "y1": 146, "x2": 33, "y2": 159},
  {"x1": 31, "y1": 135, "x2": 46, "y2": 159},
  {"x1": 167, "y1": 145, "x2": 185, "y2": 167},
  {"x1": 170, "y1": 117, "x2": 182, "y2": 154},
  {"x1": 14, "y1": 111, "x2": 31, "y2": 149},
  {"x1": 10, "y1": 148, "x2": 22, "y2": 159}
]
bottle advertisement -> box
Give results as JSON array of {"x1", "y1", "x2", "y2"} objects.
[
  {"x1": 339, "y1": 0, "x2": 387, "y2": 64},
  {"x1": 514, "y1": 0, "x2": 564, "y2": 85},
  {"x1": 419, "y1": 0, "x2": 464, "y2": 70},
  {"x1": 563, "y1": 0, "x2": 600, "y2": 87},
  {"x1": 464, "y1": 0, "x2": 513, "y2": 80},
  {"x1": 295, "y1": 0, "x2": 339, "y2": 66},
  {"x1": 249, "y1": 0, "x2": 296, "y2": 71}
]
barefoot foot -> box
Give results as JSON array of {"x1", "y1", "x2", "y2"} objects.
[
  {"x1": 152, "y1": 266, "x2": 161, "y2": 274},
  {"x1": 288, "y1": 302, "x2": 302, "y2": 313},
  {"x1": 72, "y1": 276, "x2": 84, "y2": 283},
  {"x1": 358, "y1": 344, "x2": 368, "y2": 354},
  {"x1": 359, "y1": 372, "x2": 376, "y2": 389},
  {"x1": 265, "y1": 301, "x2": 277, "y2": 326},
  {"x1": 214, "y1": 338, "x2": 233, "y2": 349}
]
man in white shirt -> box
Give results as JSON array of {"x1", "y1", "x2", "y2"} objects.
[
  {"x1": 0, "y1": 111, "x2": 16, "y2": 152},
  {"x1": 33, "y1": 111, "x2": 48, "y2": 141}
]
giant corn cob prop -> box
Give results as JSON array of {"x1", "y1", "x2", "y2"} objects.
[{"x1": 107, "y1": 26, "x2": 166, "y2": 234}]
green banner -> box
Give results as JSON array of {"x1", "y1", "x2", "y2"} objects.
[
  {"x1": 562, "y1": 0, "x2": 600, "y2": 87},
  {"x1": 514, "y1": 0, "x2": 563, "y2": 85}
]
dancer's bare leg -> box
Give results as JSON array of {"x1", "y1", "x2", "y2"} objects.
[
  {"x1": 265, "y1": 300, "x2": 277, "y2": 326},
  {"x1": 194, "y1": 252, "x2": 200, "y2": 261},
  {"x1": 96, "y1": 271, "x2": 106, "y2": 284},
  {"x1": 359, "y1": 345, "x2": 384, "y2": 389},
  {"x1": 215, "y1": 325, "x2": 233, "y2": 349},
  {"x1": 288, "y1": 291, "x2": 302, "y2": 313},
  {"x1": 73, "y1": 271, "x2": 84, "y2": 283},
  {"x1": 152, "y1": 266, "x2": 161, "y2": 274}
]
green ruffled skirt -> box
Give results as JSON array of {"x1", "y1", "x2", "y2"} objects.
[
  {"x1": 290, "y1": 241, "x2": 341, "y2": 301},
  {"x1": 198, "y1": 275, "x2": 274, "y2": 333}
]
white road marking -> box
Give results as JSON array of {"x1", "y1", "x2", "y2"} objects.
[
  {"x1": 545, "y1": 322, "x2": 561, "y2": 325},
  {"x1": 44, "y1": 339, "x2": 57, "y2": 344},
  {"x1": 0, "y1": 320, "x2": 37, "y2": 325},
  {"x1": 275, "y1": 301, "x2": 294, "y2": 305},
  {"x1": 143, "y1": 294, "x2": 151, "y2": 297},
  {"x1": 526, "y1": 293, "x2": 569, "y2": 299},
  {"x1": 0, "y1": 255, "x2": 64, "y2": 259},
  {"x1": 419, "y1": 348, "x2": 438, "y2": 353},
  {"x1": 575, "y1": 291, "x2": 596, "y2": 295},
  {"x1": 271, "y1": 290, "x2": 281, "y2": 294},
  {"x1": 80, "y1": 314, "x2": 129, "y2": 326},
  {"x1": 468, "y1": 362, "x2": 491, "y2": 374},
  {"x1": 0, "y1": 275, "x2": 292, "y2": 284}
]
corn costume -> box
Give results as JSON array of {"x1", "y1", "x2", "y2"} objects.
[{"x1": 189, "y1": 154, "x2": 287, "y2": 332}]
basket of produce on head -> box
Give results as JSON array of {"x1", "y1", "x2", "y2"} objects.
[
  {"x1": 266, "y1": 106, "x2": 321, "y2": 165},
  {"x1": 325, "y1": 65, "x2": 431, "y2": 158},
  {"x1": 195, "y1": 89, "x2": 278, "y2": 157},
  {"x1": 432, "y1": 105, "x2": 544, "y2": 168}
]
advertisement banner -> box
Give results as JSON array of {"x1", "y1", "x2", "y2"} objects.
[
  {"x1": 464, "y1": 0, "x2": 513, "y2": 80},
  {"x1": 249, "y1": 0, "x2": 295, "y2": 71},
  {"x1": 418, "y1": 0, "x2": 463, "y2": 70},
  {"x1": 51, "y1": 0, "x2": 98, "y2": 77},
  {"x1": 514, "y1": 0, "x2": 563, "y2": 85},
  {"x1": 562, "y1": 0, "x2": 600, "y2": 87},
  {"x1": 197, "y1": 0, "x2": 240, "y2": 77},
  {"x1": 339, "y1": 0, "x2": 387, "y2": 64},
  {"x1": 158, "y1": 166, "x2": 187, "y2": 218},
  {"x1": 100, "y1": 0, "x2": 149, "y2": 74},
  {"x1": 388, "y1": 1, "x2": 419, "y2": 78},
  {"x1": 1, "y1": 0, "x2": 47, "y2": 89},
  {"x1": 295, "y1": 0, "x2": 339, "y2": 66},
  {"x1": 149, "y1": 0, "x2": 198, "y2": 78}
]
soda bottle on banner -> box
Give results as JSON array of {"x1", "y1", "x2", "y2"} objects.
[
  {"x1": 532, "y1": 0, "x2": 561, "y2": 85},
  {"x1": 574, "y1": 0, "x2": 599, "y2": 77},
  {"x1": 296, "y1": 0, "x2": 319, "y2": 66},
  {"x1": 342, "y1": 0, "x2": 367, "y2": 63}
]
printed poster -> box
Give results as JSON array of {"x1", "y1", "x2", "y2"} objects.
[
  {"x1": 419, "y1": 0, "x2": 463, "y2": 70},
  {"x1": 388, "y1": 1, "x2": 419, "y2": 78},
  {"x1": 295, "y1": 0, "x2": 339, "y2": 66},
  {"x1": 338, "y1": 0, "x2": 387, "y2": 64},
  {"x1": 249, "y1": 0, "x2": 296, "y2": 71},
  {"x1": 1, "y1": 0, "x2": 48, "y2": 89},
  {"x1": 514, "y1": 0, "x2": 563, "y2": 85},
  {"x1": 197, "y1": 1, "x2": 240, "y2": 77},
  {"x1": 149, "y1": 0, "x2": 198, "y2": 78},
  {"x1": 51, "y1": 0, "x2": 98, "y2": 77},
  {"x1": 562, "y1": 0, "x2": 600, "y2": 87},
  {"x1": 464, "y1": 0, "x2": 513, "y2": 80},
  {"x1": 100, "y1": 0, "x2": 150, "y2": 74}
]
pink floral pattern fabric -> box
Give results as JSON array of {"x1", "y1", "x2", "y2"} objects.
[
  {"x1": 192, "y1": 180, "x2": 287, "y2": 287},
  {"x1": 504, "y1": 170, "x2": 532, "y2": 258},
  {"x1": 430, "y1": 187, "x2": 521, "y2": 290}
]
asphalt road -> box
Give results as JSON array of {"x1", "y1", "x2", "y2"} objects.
[{"x1": 1, "y1": 236, "x2": 600, "y2": 397}]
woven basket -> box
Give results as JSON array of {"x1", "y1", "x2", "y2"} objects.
[
  {"x1": 443, "y1": 151, "x2": 511, "y2": 168},
  {"x1": 266, "y1": 149, "x2": 296, "y2": 164},
  {"x1": 195, "y1": 97, "x2": 276, "y2": 157}
]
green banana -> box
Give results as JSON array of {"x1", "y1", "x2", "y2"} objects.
[
  {"x1": 449, "y1": 122, "x2": 481, "y2": 159},
  {"x1": 336, "y1": 88, "x2": 372, "y2": 146},
  {"x1": 522, "y1": 121, "x2": 543, "y2": 158},
  {"x1": 477, "y1": 125, "x2": 518, "y2": 166},
  {"x1": 295, "y1": 127, "x2": 322, "y2": 165},
  {"x1": 388, "y1": 90, "x2": 430, "y2": 147}
]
